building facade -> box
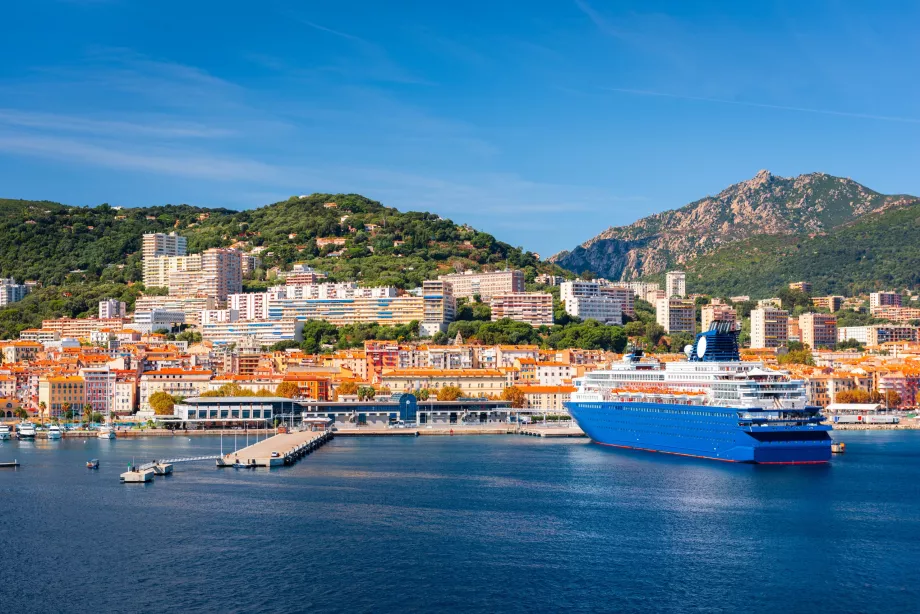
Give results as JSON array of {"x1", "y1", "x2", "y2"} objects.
[
  {"x1": 665, "y1": 271, "x2": 686, "y2": 298},
  {"x1": 490, "y1": 292, "x2": 553, "y2": 327},
  {"x1": 437, "y1": 269, "x2": 525, "y2": 300},
  {"x1": 751, "y1": 307, "x2": 789, "y2": 349},
  {"x1": 655, "y1": 298, "x2": 695, "y2": 334},
  {"x1": 799, "y1": 313, "x2": 837, "y2": 349}
]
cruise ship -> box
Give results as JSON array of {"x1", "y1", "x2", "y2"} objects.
[{"x1": 565, "y1": 321, "x2": 833, "y2": 464}]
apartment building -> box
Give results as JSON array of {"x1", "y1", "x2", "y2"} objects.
[
  {"x1": 139, "y1": 368, "x2": 213, "y2": 411},
  {"x1": 560, "y1": 281, "x2": 630, "y2": 322},
  {"x1": 519, "y1": 385, "x2": 577, "y2": 412},
  {"x1": 134, "y1": 296, "x2": 217, "y2": 326},
  {"x1": 283, "y1": 263, "x2": 327, "y2": 285},
  {"x1": 130, "y1": 309, "x2": 186, "y2": 333},
  {"x1": 789, "y1": 281, "x2": 812, "y2": 294},
  {"x1": 800, "y1": 313, "x2": 837, "y2": 349},
  {"x1": 490, "y1": 292, "x2": 554, "y2": 327},
  {"x1": 80, "y1": 366, "x2": 116, "y2": 416},
  {"x1": 870, "y1": 291, "x2": 902, "y2": 309},
  {"x1": 701, "y1": 303, "x2": 737, "y2": 332},
  {"x1": 437, "y1": 269, "x2": 524, "y2": 300},
  {"x1": 812, "y1": 295, "x2": 844, "y2": 312},
  {"x1": 665, "y1": 271, "x2": 686, "y2": 298},
  {"x1": 98, "y1": 298, "x2": 127, "y2": 319},
  {"x1": 0, "y1": 278, "x2": 30, "y2": 307},
  {"x1": 750, "y1": 307, "x2": 789, "y2": 349},
  {"x1": 142, "y1": 232, "x2": 187, "y2": 259},
  {"x1": 229, "y1": 292, "x2": 270, "y2": 320},
  {"x1": 38, "y1": 375, "x2": 85, "y2": 418},
  {"x1": 837, "y1": 325, "x2": 918, "y2": 346},
  {"x1": 19, "y1": 329, "x2": 60, "y2": 343},
  {"x1": 143, "y1": 253, "x2": 199, "y2": 288},
  {"x1": 421, "y1": 280, "x2": 456, "y2": 336},
  {"x1": 624, "y1": 282, "x2": 659, "y2": 298},
  {"x1": 655, "y1": 298, "x2": 695, "y2": 334},
  {"x1": 167, "y1": 248, "x2": 242, "y2": 300},
  {"x1": 200, "y1": 320, "x2": 304, "y2": 347},
  {"x1": 40, "y1": 317, "x2": 131, "y2": 339},
  {"x1": 869, "y1": 306, "x2": 920, "y2": 323}
]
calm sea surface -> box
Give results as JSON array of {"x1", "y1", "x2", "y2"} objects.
[{"x1": 1, "y1": 430, "x2": 918, "y2": 613}]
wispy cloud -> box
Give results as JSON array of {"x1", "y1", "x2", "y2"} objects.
[
  {"x1": 0, "y1": 108, "x2": 234, "y2": 138},
  {"x1": 603, "y1": 87, "x2": 920, "y2": 124}
]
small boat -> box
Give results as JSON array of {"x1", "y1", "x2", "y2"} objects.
[
  {"x1": 97, "y1": 425, "x2": 115, "y2": 440},
  {"x1": 0, "y1": 460, "x2": 20, "y2": 469},
  {"x1": 0, "y1": 425, "x2": 11, "y2": 440},
  {"x1": 47, "y1": 425, "x2": 63, "y2": 440},
  {"x1": 831, "y1": 442, "x2": 846, "y2": 454},
  {"x1": 17, "y1": 421, "x2": 36, "y2": 440},
  {"x1": 86, "y1": 459, "x2": 99, "y2": 469}
]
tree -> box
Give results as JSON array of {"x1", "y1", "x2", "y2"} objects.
[
  {"x1": 357, "y1": 386, "x2": 376, "y2": 401},
  {"x1": 500, "y1": 385, "x2": 526, "y2": 408},
  {"x1": 777, "y1": 349, "x2": 815, "y2": 366},
  {"x1": 437, "y1": 386, "x2": 464, "y2": 401},
  {"x1": 336, "y1": 381, "x2": 359, "y2": 397},
  {"x1": 870, "y1": 389, "x2": 902, "y2": 407},
  {"x1": 835, "y1": 389, "x2": 871, "y2": 404},
  {"x1": 149, "y1": 391, "x2": 176, "y2": 415},
  {"x1": 416, "y1": 388, "x2": 430, "y2": 401},
  {"x1": 38, "y1": 401, "x2": 47, "y2": 425},
  {"x1": 82, "y1": 404, "x2": 93, "y2": 424},
  {"x1": 13, "y1": 408, "x2": 28, "y2": 420},
  {"x1": 275, "y1": 382, "x2": 301, "y2": 399}
]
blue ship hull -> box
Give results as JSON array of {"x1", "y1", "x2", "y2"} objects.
[{"x1": 566, "y1": 400, "x2": 832, "y2": 464}]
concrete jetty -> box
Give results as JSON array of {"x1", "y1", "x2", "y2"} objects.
[{"x1": 219, "y1": 429, "x2": 332, "y2": 468}]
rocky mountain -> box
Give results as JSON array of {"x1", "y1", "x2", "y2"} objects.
[{"x1": 550, "y1": 171, "x2": 920, "y2": 280}]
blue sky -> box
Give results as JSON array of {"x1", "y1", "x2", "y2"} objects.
[{"x1": 1, "y1": 0, "x2": 918, "y2": 256}]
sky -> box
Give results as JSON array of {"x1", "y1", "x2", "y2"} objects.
[{"x1": 1, "y1": 1, "x2": 919, "y2": 257}]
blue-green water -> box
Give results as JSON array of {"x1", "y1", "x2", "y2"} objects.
[{"x1": 1, "y1": 431, "x2": 918, "y2": 613}]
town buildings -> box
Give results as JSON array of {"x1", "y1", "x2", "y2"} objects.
[
  {"x1": 98, "y1": 298, "x2": 127, "y2": 319},
  {"x1": 812, "y1": 296, "x2": 844, "y2": 312},
  {"x1": 560, "y1": 281, "x2": 629, "y2": 323},
  {"x1": 838, "y1": 325, "x2": 918, "y2": 346},
  {"x1": 789, "y1": 281, "x2": 812, "y2": 294}
]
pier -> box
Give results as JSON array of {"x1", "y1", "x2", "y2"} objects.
[{"x1": 218, "y1": 429, "x2": 333, "y2": 468}]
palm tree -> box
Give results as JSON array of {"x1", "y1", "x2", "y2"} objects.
[
  {"x1": 61, "y1": 402, "x2": 71, "y2": 425},
  {"x1": 83, "y1": 404, "x2": 94, "y2": 425},
  {"x1": 38, "y1": 401, "x2": 47, "y2": 426}
]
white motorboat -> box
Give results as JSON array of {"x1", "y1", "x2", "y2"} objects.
[
  {"x1": 0, "y1": 425, "x2": 11, "y2": 440},
  {"x1": 17, "y1": 421, "x2": 36, "y2": 439},
  {"x1": 47, "y1": 424, "x2": 63, "y2": 440},
  {"x1": 97, "y1": 425, "x2": 115, "y2": 440}
]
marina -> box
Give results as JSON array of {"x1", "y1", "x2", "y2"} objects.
[{"x1": 217, "y1": 429, "x2": 333, "y2": 468}]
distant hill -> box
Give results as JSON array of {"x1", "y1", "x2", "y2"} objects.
[
  {"x1": 683, "y1": 200, "x2": 920, "y2": 297},
  {"x1": 549, "y1": 171, "x2": 920, "y2": 284}
]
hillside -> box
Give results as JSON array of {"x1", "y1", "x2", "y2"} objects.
[
  {"x1": 0, "y1": 194, "x2": 564, "y2": 337},
  {"x1": 683, "y1": 200, "x2": 920, "y2": 297},
  {"x1": 550, "y1": 171, "x2": 920, "y2": 280}
]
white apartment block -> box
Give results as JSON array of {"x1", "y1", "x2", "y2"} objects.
[
  {"x1": 490, "y1": 292, "x2": 554, "y2": 327},
  {"x1": 98, "y1": 298, "x2": 127, "y2": 319},
  {"x1": 655, "y1": 298, "x2": 695, "y2": 334},
  {"x1": 200, "y1": 309, "x2": 240, "y2": 325},
  {"x1": 0, "y1": 278, "x2": 30, "y2": 307},
  {"x1": 142, "y1": 232, "x2": 187, "y2": 259},
  {"x1": 751, "y1": 307, "x2": 789, "y2": 349},
  {"x1": 665, "y1": 271, "x2": 686, "y2": 298},
  {"x1": 134, "y1": 296, "x2": 217, "y2": 326},
  {"x1": 129, "y1": 309, "x2": 186, "y2": 333},
  {"x1": 838, "y1": 325, "x2": 918, "y2": 346},
  {"x1": 229, "y1": 292, "x2": 270, "y2": 320},
  {"x1": 564, "y1": 296, "x2": 622, "y2": 324},
  {"x1": 200, "y1": 320, "x2": 305, "y2": 347},
  {"x1": 624, "y1": 282, "x2": 660, "y2": 298},
  {"x1": 438, "y1": 269, "x2": 524, "y2": 300}
]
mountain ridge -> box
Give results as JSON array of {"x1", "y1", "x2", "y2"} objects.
[{"x1": 549, "y1": 171, "x2": 920, "y2": 280}]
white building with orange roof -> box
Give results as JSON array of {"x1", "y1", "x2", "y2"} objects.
[
  {"x1": 19, "y1": 329, "x2": 60, "y2": 343},
  {"x1": 139, "y1": 368, "x2": 212, "y2": 411},
  {"x1": 495, "y1": 345, "x2": 540, "y2": 368},
  {"x1": 518, "y1": 385, "x2": 577, "y2": 412},
  {"x1": 534, "y1": 362, "x2": 575, "y2": 387}
]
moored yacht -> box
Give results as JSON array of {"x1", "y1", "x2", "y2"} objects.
[
  {"x1": 47, "y1": 424, "x2": 63, "y2": 440},
  {"x1": 17, "y1": 421, "x2": 37, "y2": 440},
  {"x1": 97, "y1": 424, "x2": 115, "y2": 440},
  {"x1": 0, "y1": 424, "x2": 11, "y2": 440}
]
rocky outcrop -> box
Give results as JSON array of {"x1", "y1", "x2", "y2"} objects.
[{"x1": 549, "y1": 171, "x2": 918, "y2": 279}]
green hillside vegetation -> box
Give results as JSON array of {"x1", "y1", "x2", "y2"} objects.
[
  {"x1": 0, "y1": 193, "x2": 567, "y2": 339},
  {"x1": 682, "y1": 202, "x2": 920, "y2": 297}
]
